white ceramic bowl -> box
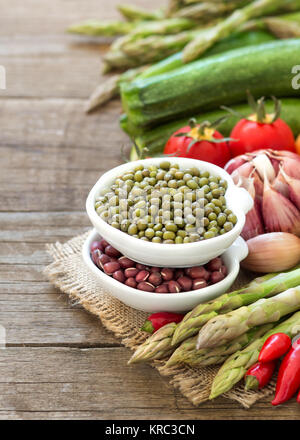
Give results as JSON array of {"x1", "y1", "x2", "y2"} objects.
[
  {"x1": 82, "y1": 229, "x2": 249, "y2": 313},
  {"x1": 86, "y1": 157, "x2": 253, "y2": 267}
]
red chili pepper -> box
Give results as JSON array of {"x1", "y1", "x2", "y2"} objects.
[
  {"x1": 271, "y1": 338, "x2": 300, "y2": 406},
  {"x1": 141, "y1": 312, "x2": 184, "y2": 334},
  {"x1": 258, "y1": 333, "x2": 291, "y2": 363},
  {"x1": 244, "y1": 361, "x2": 276, "y2": 391}
]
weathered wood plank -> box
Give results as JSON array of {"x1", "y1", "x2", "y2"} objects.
[
  {"x1": 0, "y1": 294, "x2": 118, "y2": 346},
  {"x1": 0, "y1": 347, "x2": 298, "y2": 420},
  {"x1": 0, "y1": 212, "x2": 90, "y2": 242},
  {"x1": 0, "y1": 0, "x2": 160, "y2": 36},
  {"x1": 0, "y1": 98, "x2": 129, "y2": 211},
  {"x1": 0, "y1": 98, "x2": 126, "y2": 150}
]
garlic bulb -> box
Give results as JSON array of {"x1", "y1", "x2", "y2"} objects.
[{"x1": 225, "y1": 149, "x2": 300, "y2": 239}]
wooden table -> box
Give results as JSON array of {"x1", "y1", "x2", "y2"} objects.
[{"x1": 1, "y1": 0, "x2": 299, "y2": 420}]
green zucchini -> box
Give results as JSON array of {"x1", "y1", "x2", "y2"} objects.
[
  {"x1": 139, "y1": 30, "x2": 276, "y2": 80},
  {"x1": 121, "y1": 39, "x2": 300, "y2": 128},
  {"x1": 129, "y1": 98, "x2": 300, "y2": 160}
]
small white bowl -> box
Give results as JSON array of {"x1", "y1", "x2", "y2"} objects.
[
  {"x1": 86, "y1": 157, "x2": 253, "y2": 267},
  {"x1": 82, "y1": 229, "x2": 248, "y2": 313}
]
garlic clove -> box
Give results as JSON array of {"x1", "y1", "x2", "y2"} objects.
[
  {"x1": 252, "y1": 170, "x2": 264, "y2": 199},
  {"x1": 271, "y1": 168, "x2": 289, "y2": 198},
  {"x1": 252, "y1": 153, "x2": 276, "y2": 182},
  {"x1": 224, "y1": 155, "x2": 249, "y2": 174},
  {"x1": 281, "y1": 157, "x2": 300, "y2": 179},
  {"x1": 241, "y1": 199, "x2": 265, "y2": 241},
  {"x1": 262, "y1": 175, "x2": 300, "y2": 236},
  {"x1": 280, "y1": 166, "x2": 300, "y2": 210},
  {"x1": 242, "y1": 232, "x2": 300, "y2": 273}
]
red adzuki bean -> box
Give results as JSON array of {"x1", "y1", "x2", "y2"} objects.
[
  {"x1": 91, "y1": 241, "x2": 102, "y2": 252},
  {"x1": 210, "y1": 271, "x2": 225, "y2": 284},
  {"x1": 125, "y1": 277, "x2": 137, "y2": 288},
  {"x1": 124, "y1": 267, "x2": 139, "y2": 278},
  {"x1": 168, "y1": 280, "x2": 181, "y2": 293},
  {"x1": 98, "y1": 253, "x2": 111, "y2": 268},
  {"x1": 103, "y1": 261, "x2": 121, "y2": 275},
  {"x1": 177, "y1": 276, "x2": 193, "y2": 291},
  {"x1": 136, "y1": 270, "x2": 150, "y2": 283},
  {"x1": 161, "y1": 268, "x2": 174, "y2": 281},
  {"x1": 192, "y1": 278, "x2": 207, "y2": 290},
  {"x1": 99, "y1": 239, "x2": 109, "y2": 251},
  {"x1": 118, "y1": 256, "x2": 135, "y2": 269},
  {"x1": 155, "y1": 284, "x2": 169, "y2": 293},
  {"x1": 188, "y1": 266, "x2": 209, "y2": 280},
  {"x1": 105, "y1": 245, "x2": 121, "y2": 258},
  {"x1": 148, "y1": 272, "x2": 162, "y2": 286},
  {"x1": 137, "y1": 282, "x2": 155, "y2": 292},
  {"x1": 113, "y1": 270, "x2": 125, "y2": 283},
  {"x1": 206, "y1": 257, "x2": 222, "y2": 271}
]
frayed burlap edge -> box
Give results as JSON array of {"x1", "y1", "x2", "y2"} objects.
[{"x1": 44, "y1": 230, "x2": 276, "y2": 409}]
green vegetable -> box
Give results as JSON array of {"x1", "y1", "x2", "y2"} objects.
[
  {"x1": 210, "y1": 310, "x2": 300, "y2": 399},
  {"x1": 128, "y1": 98, "x2": 300, "y2": 160},
  {"x1": 259, "y1": 11, "x2": 300, "y2": 38},
  {"x1": 117, "y1": 4, "x2": 165, "y2": 21},
  {"x1": 172, "y1": 266, "x2": 300, "y2": 345},
  {"x1": 182, "y1": 0, "x2": 300, "y2": 62},
  {"x1": 196, "y1": 286, "x2": 300, "y2": 350},
  {"x1": 67, "y1": 20, "x2": 135, "y2": 36},
  {"x1": 166, "y1": 323, "x2": 274, "y2": 367},
  {"x1": 128, "y1": 322, "x2": 178, "y2": 364},
  {"x1": 121, "y1": 39, "x2": 300, "y2": 128},
  {"x1": 139, "y1": 29, "x2": 276, "y2": 79},
  {"x1": 173, "y1": 0, "x2": 251, "y2": 20}
]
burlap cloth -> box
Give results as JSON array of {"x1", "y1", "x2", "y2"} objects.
[{"x1": 44, "y1": 230, "x2": 277, "y2": 409}]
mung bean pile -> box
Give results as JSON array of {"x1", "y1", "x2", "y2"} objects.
[{"x1": 95, "y1": 161, "x2": 237, "y2": 244}]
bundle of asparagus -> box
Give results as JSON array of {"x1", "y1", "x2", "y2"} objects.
[
  {"x1": 128, "y1": 266, "x2": 300, "y2": 364},
  {"x1": 128, "y1": 266, "x2": 300, "y2": 400},
  {"x1": 68, "y1": 0, "x2": 300, "y2": 113}
]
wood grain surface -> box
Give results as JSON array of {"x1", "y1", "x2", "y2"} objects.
[{"x1": 1, "y1": 0, "x2": 299, "y2": 420}]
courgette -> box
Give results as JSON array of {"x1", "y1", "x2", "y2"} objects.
[
  {"x1": 121, "y1": 39, "x2": 300, "y2": 128},
  {"x1": 139, "y1": 30, "x2": 276, "y2": 80},
  {"x1": 129, "y1": 98, "x2": 300, "y2": 160}
]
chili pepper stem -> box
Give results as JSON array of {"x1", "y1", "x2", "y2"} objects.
[
  {"x1": 141, "y1": 320, "x2": 154, "y2": 334},
  {"x1": 245, "y1": 375, "x2": 259, "y2": 391}
]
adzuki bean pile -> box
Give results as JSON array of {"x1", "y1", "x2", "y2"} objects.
[{"x1": 91, "y1": 238, "x2": 227, "y2": 294}]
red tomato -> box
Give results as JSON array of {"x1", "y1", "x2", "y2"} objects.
[
  {"x1": 164, "y1": 125, "x2": 231, "y2": 168},
  {"x1": 229, "y1": 118, "x2": 296, "y2": 158}
]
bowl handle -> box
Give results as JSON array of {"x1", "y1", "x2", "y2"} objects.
[
  {"x1": 231, "y1": 186, "x2": 254, "y2": 214},
  {"x1": 225, "y1": 236, "x2": 249, "y2": 262}
]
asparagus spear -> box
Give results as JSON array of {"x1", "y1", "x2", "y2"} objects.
[
  {"x1": 261, "y1": 11, "x2": 300, "y2": 37},
  {"x1": 67, "y1": 20, "x2": 135, "y2": 36},
  {"x1": 128, "y1": 323, "x2": 177, "y2": 364},
  {"x1": 103, "y1": 30, "x2": 199, "y2": 70},
  {"x1": 210, "y1": 311, "x2": 300, "y2": 399},
  {"x1": 166, "y1": 0, "x2": 184, "y2": 16},
  {"x1": 196, "y1": 286, "x2": 300, "y2": 349},
  {"x1": 68, "y1": 17, "x2": 197, "y2": 38},
  {"x1": 117, "y1": 4, "x2": 165, "y2": 21},
  {"x1": 85, "y1": 66, "x2": 148, "y2": 113},
  {"x1": 128, "y1": 311, "x2": 218, "y2": 364},
  {"x1": 173, "y1": 1, "x2": 250, "y2": 20},
  {"x1": 172, "y1": 266, "x2": 300, "y2": 345},
  {"x1": 183, "y1": 0, "x2": 300, "y2": 62},
  {"x1": 166, "y1": 323, "x2": 274, "y2": 367}
]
